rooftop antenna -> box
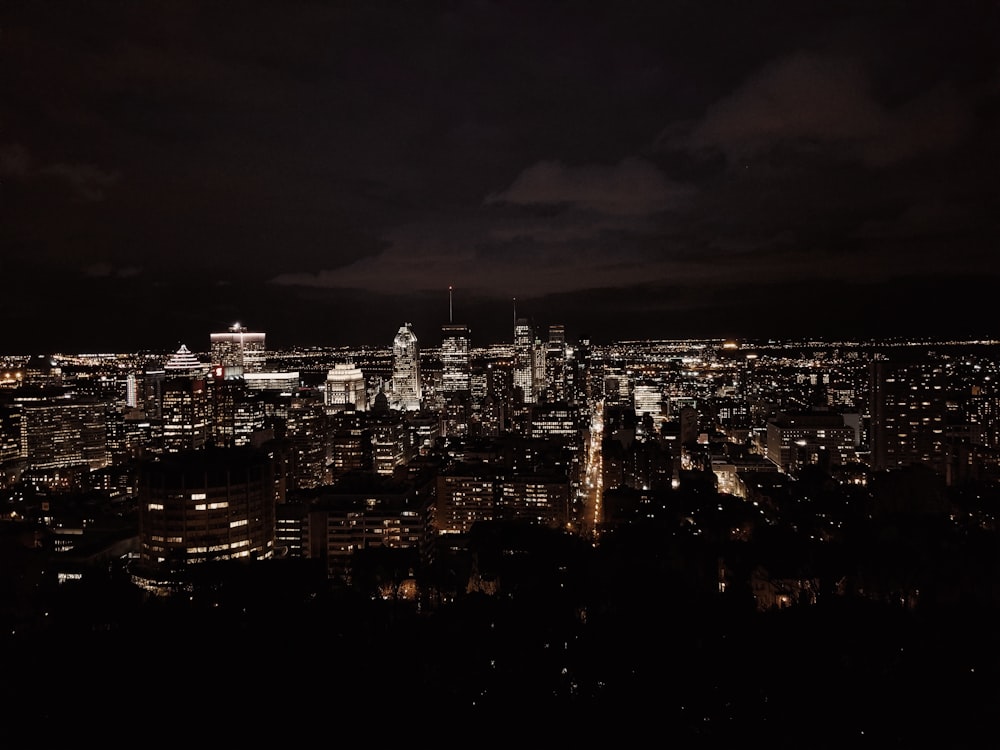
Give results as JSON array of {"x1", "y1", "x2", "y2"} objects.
[
  {"x1": 513, "y1": 297, "x2": 517, "y2": 327},
  {"x1": 449, "y1": 286, "x2": 453, "y2": 323}
]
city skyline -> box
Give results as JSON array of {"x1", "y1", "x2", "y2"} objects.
[
  {"x1": 2, "y1": 2, "x2": 997, "y2": 354},
  {"x1": 3, "y1": 289, "x2": 1000, "y2": 730}
]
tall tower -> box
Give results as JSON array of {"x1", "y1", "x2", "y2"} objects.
[
  {"x1": 392, "y1": 323, "x2": 422, "y2": 411},
  {"x1": 513, "y1": 306, "x2": 535, "y2": 404},
  {"x1": 210, "y1": 322, "x2": 266, "y2": 374},
  {"x1": 441, "y1": 287, "x2": 471, "y2": 437},
  {"x1": 441, "y1": 288, "x2": 471, "y2": 396},
  {"x1": 161, "y1": 344, "x2": 211, "y2": 453},
  {"x1": 545, "y1": 324, "x2": 567, "y2": 403}
]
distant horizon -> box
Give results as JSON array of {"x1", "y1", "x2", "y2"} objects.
[{"x1": 5, "y1": 330, "x2": 1000, "y2": 363}]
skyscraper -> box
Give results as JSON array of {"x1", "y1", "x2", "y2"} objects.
[
  {"x1": 325, "y1": 362, "x2": 368, "y2": 412},
  {"x1": 210, "y1": 323, "x2": 266, "y2": 373},
  {"x1": 441, "y1": 323, "x2": 471, "y2": 395},
  {"x1": 392, "y1": 323, "x2": 422, "y2": 411},
  {"x1": 545, "y1": 324, "x2": 567, "y2": 402},
  {"x1": 161, "y1": 344, "x2": 211, "y2": 453},
  {"x1": 439, "y1": 288, "x2": 471, "y2": 437},
  {"x1": 513, "y1": 315, "x2": 535, "y2": 404}
]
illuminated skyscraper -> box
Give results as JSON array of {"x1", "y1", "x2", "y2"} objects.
[
  {"x1": 325, "y1": 362, "x2": 368, "y2": 412},
  {"x1": 392, "y1": 323, "x2": 422, "y2": 411},
  {"x1": 18, "y1": 396, "x2": 109, "y2": 470},
  {"x1": 210, "y1": 323, "x2": 266, "y2": 373},
  {"x1": 441, "y1": 288, "x2": 471, "y2": 396},
  {"x1": 545, "y1": 324, "x2": 567, "y2": 402},
  {"x1": 513, "y1": 314, "x2": 535, "y2": 404},
  {"x1": 372, "y1": 406, "x2": 410, "y2": 476},
  {"x1": 209, "y1": 367, "x2": 266, "y2": 448},
  {"x1": 161, "y1": 344, "x2": 210, "y2": 453},
  {"x1": 164, "y1": 344, "x2": 207, "y2": 377},
  {"x1": 441, "y1": 323, "x2": 471, "y2": 395},
  {"x1": 532, "y1": 333, "x2": 547, "y2": 401},
  {"x1": 440, "y1": 289, "x2": 471, "y2": 437}
]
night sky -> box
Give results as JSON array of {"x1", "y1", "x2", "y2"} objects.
[{"x1": 2, "y1": 1, "x2": 997, "y2": 354}]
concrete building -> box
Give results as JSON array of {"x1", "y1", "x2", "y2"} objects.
[{"x1": 136, "y1": 446, "x2": 277, "y2": 577}]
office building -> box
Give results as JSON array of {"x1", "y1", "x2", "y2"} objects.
[
  {"x1": 391, "y1": 323, "x2": 422, "y2": 411},
  {"x1": 513, "y1": 316, "x2": 535, "y2": 404},
  {"x1": 441, "y1": 324, "x2": 471, "y2": 396},
  {"x1": 301, "y1": 474, "x2": 435, "y2": 582},
  {"x1": 765, "y1": 410, "x2": 858, "y2": 475},
  {"x1": 160, "y1": 346, "x2": 211, "y2": 454},
  {"x1": 870, "y1": 357, "x2": 952, "y2": 475},
  {"x1": 435, "y1": 462, "x2": 572, "y2": 534},
  {"x1": 210, "y1": 323, "x2": 267, "y2": 373},
  {"x1": 137, "y1": 446, "x2": 277, "y2": 576},
  {"x1": 18, "y1": 394, "x2": 109, "y2": 471},
  {"x1": 325, "y1": 362, "x2": 368, "y2": 412}
]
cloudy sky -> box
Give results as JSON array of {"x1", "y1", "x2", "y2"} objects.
[{"x1": 2, "y1": 0, "x2": 997, "y2": 353}]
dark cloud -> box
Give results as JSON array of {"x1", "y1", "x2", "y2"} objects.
[
  {"x1": 0, "y1": 143, "x2": 120, "y2": 201},
  {"x1": 485, "y1": 157, "x2": 695, "y2": 215}
]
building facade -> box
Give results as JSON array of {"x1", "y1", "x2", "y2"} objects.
[
  {"x1": 137, "y1": 446, "x2": 277, "y2": 574},
  {"x1": 392, "y1": 323, "x2": 422, "y2": 411},
  {"x1": 325, "y1": 363, "x2": 368, "y2": 412},
  {"x1": 210, "y1": 323, "x2": 267, "y2": 373}
]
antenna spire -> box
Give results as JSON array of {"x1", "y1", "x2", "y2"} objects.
[{"x1": 449, "y1": 286, "x2": 453, "y2": 323}]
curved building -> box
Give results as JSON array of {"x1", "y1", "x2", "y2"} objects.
[{"x1": 137, "y1": 446, "x2": 276, "y2": 577}]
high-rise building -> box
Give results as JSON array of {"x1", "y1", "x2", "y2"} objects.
[
  {"x1": 161, "y1": 344, "x2": 211, "y2": 454},
  {"x1": 441, "y1": 323, "x2": 471, "y2": 395},
  {"x1": 0, "y1": 402, "x2": 22, "y2": 468},
  {"x1": 283, "y1": 389, "x2": 332, "y2": 489},
  {"x1": 328, "y1": 409, "x2": 372, "y2": 478},
  {"x1": 533, "y1": 333, "x2": 547, "y2": 401},
  {"x1": 544, "y1": 324, "x2": 567, "y2": 402},
  {"x1": 164, "y1": 344, "x2": 208, "y2": 378},
  {"x1": 210, "y1": 323, "x2": 267, "y2": 373},
  {"x1": 18, "y1": 395, "x2": 109, "y2": 470},
  {"x1": 140, "y1": 367, "x2": 165, "y2": 421},
  {"x1": 325, "y1": 362, "x2": 368, "y2": 412},
  {"x1": 209, "y1": 367, "x2": 266, "y2": 448},
  {"x1": 633, "y1": 381, "x2": 664, "y2": 418},
  {"x1": 513, "y1": 315, "x2": 535, "y2": 404},
  {"x1": 161, "y1": 377, "x2": 209, "y2": 453},
  {"x1": 441, "y1": 287, "x2": 471, "y2": 396},
  {"x1": 473, "y1": 361, "x2": 510, "y2": 437},
  {"x1": 392, "y1": 323, "x2": 422, "y2": 411},
  {"x1": 870, "y1": 357, "x2": 952, "y2": 474},
  {"x1": 440, "y1": 292, "x2": 471, "y2": 438},
  {"x1": 371, "y1": 408, "x2": 410, "y2": 476},
  {"x1": 136, "y1": 446, "x2": 277, "y2": 579}
]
